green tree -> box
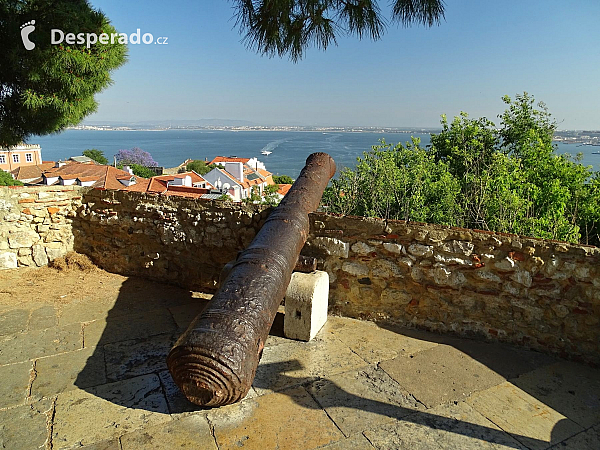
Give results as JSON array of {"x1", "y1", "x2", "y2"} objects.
[
  {"x1": 262, "y1": 183, "x2": 281, "y2": 206},
  {"x1": 82, "y1": 148, "x2": 108, "y2": 165},
  {"x1": 185, "y1": 160, "x2": 217, "y2": 175},
  {"x1": 323, "y1": 93, "x2": 600, "y2": 245},
  {"x1": 233, "y1": 0, "x2": 445, "y2": 61},
  {"x1": 0, "y1": 0, "x2": 127, "y2": 147},
  {"x1": 0, "y1": 169, "x2": 23, "y2": 186},
  {"x1": 118, "y1": 163, "x2": 156, "y2": 178},
  {"x1": 273, "y1": 174, "x2": 293, "y2": 184}
]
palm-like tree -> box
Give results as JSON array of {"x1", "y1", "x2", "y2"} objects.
[{"x1": 233, "y1": 0, "x2": 445, "y2": 61}]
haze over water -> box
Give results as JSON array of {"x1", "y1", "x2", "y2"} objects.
[{"x1": 35, "y1": 130, "x2": 599, "y2": 179}]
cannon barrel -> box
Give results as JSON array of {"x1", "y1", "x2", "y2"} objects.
[{"x1": 167, "y1": 152, "x2": 336, "y2": 407}]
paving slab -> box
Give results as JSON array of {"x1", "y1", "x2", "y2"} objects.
[
  {"x1": 0, "y1": 360, "x2": 33, "y2": 408},
  {"x1": 252, "y1": 334, "x2": 367, "y2": 396},
  {"x1": 0, "y1": 322, "x2": 82, "y2": 365},
  {"x1": 58, "y1": 297, "x2": 114, "y2": 325},
  {"x1": 467, "y1": 381, "x2": 584, "y2": 450},
  {"x1": 319, "y1": 432, "x2": 374, "y2": 449},
  {"x1": 104, "y1": 333, "x2": 177, "y2": 382},
  {"x1": 52, "y1": 374, "x2": 171, "y2": 448},
  {"x1": 364, "y1": 401, "x2": 525, "y2": 450},
  {"x1": 31, "y1": 346, "x2": 106, "y2": 399},
  {"x1": 81, "y1": 439, "x2": 121, "y2": 450},
  {"x1": 120, "y1": 413, "x2": 217, "y2": 449},
  {"x1": 82, "y1": 309, "x2": 177, "y2": 347},
  {"x1": 28, "y1": 305, "x2": 58, "y2": 330},
  {"x1": 307, "y1": 365, "x2": 424, "y2": 437},
  {"x1": 0, "y1": 400, "x2": 52, "y2": 450},
  {"x1": 168, "y1": 301, "x2": 208, "y2": 330},
  {"x1": 207, "y1": 386, "x2": 344, "y2": 450},
  {"x1": 323, "y1": 316, "x2": 438, "y2": 363},
  {"x1": 379, "y1": 344, "x2": 506, "y2": 408},
  {"x1": 0, "y1": 308, "x2": 29, "y2": 336},
  {"x1": 549, "y1": 424, "x2": 600, "y2": 449},
  {"x1": 510, "y1": 361, "x2": 600, "y2": 429}
]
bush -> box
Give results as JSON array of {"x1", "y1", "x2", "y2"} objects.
[
  {"x1": 322, "y1": 93, "x2": 600, "y2": 245},
  {"x1": 185, "y1": 160, "x2": 217, "y2": 175},
  {"x1": 0, "y1": 169, "x2": 23, "y2": 186},
  {"x1": 273, "y1": 175, "x2": 293, "y2": 184}
]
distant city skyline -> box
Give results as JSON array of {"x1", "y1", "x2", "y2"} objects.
[{"x1": 80, "y1": 0, "x2": 599, "y2": 130}]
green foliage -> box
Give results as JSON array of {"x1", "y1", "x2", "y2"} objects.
[
  {"x1": 217, "y1": 193, "x2": 231, "y2": 201},
  {"x1": 82, "y1": 148, "x2": 108, "y2": 165},
  {"x1": 0, "y1": 0, "x2": 128, "y2": 147},
  {"x1": 127, "y1": 164, "x2": 156, "y2": 178},
  {"x1": 0, "y1": 169, "x2": 23, "y2": 186},
  {"x1": 273, "y1": 175, "x2": 293, "y2": 185},
  {"x1": 322, "y1": 93, "x2": 600, "y2": 246},
  {"x1": 184, "y1": 160, "x2": 217, "y2": 175},
  {"x1": 262, "y1": 183, "x2": 281, "y2": 206},
  {"x1": 233, "y1": 0, "x2": 444, "y2": 61}
]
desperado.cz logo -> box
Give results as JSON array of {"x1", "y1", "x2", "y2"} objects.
[{"x1": 20, "y1": 20, "x2": 168, "y2": 50}]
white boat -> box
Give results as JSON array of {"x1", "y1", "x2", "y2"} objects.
[{"x1": 261, "y1": 150, "x2": 272, "y2": 156}]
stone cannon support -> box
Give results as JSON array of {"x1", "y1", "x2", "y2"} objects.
[{"x1": 167, "y1": 152, "x2": 336, "y2": 407}]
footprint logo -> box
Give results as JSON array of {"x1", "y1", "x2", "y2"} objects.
[{"x1": 21, "y1": 20, "x2": 36, "y2": 50}]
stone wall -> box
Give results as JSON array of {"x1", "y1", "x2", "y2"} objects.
[
  {"x1": 73, "y1": 189, "x2": 269, "y2": 290},
  {"x1": 0, "y1": 186, "x2": 85, "y2": 269},
  {"x1": 2, "y1": 187, "x2": 599, "y2": 364},
  {"x1": 304, "y1": 213, "x2": 600, "y2": 365}
]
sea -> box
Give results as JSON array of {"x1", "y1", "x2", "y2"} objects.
[{"x1": 34, "y1": 130, "x2": 599, "y2": 179}]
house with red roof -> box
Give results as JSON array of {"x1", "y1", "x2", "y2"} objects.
[
  {"x1": 203, "y1": 160, "x2": 275, "y2": 202},
  {"x1": 126, "y1": 171, "x2": 214, "y2": 199},
  {"x1": 36, "y1": 162, "x2": 149, "y2": 190}
]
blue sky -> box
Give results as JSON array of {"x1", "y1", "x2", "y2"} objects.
[{"x1": 85, "y1": 0, "x2": 600, "y2": 129}]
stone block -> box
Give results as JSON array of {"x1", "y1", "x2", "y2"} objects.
[
  {"x1": 252, "y1": 334, "x2": 366, "y2": 396},
  {"x1": 120, "y1": 414, "x2": 217, "y2": 449},
  {"x1": 207, "y1": 386, "x2": 343, "y2": 450},
  {"x1": 379, "y1": 345, "x2": 505, "y2": 408},
  {"x1": 364, "y1": 400, "x2": 525, "y2": 450},
  {"x1": 0, "y1": 360, "x2": 33, "y2": 408},
  {"x1": 467, "y1": 382, "x2": 583, "y2": 450},
  {"x1": 31, "y1": 347, "x2": 106, "y2": 399},
  {"x1": 321, "y1": 316, "x2": 437, "y2": 364},
  {"x1": 341, "y1": 261, "x2": 369, "y2": 277},
  {"x1": 307, "y1": 236, "x2": 349, "y2": 258},
  {"x1": 0, "y1": 309, "x2": 30, "y2": 336},
  {"x1": 104, "y1": 333, "x2": 177, "y2": 382},
  {"x1": 407, "y1": 244, "x2": 433, "y2": 257},
  {"x1": 52, "y1": 374, "x2": 170, "y2": 448},
  {"x1": 0, "y1": 251, "x2": 17, "y2": 269},
  {"x1": 307, "y1": 365, "x2": 424, "y2": 437},
  {"x1": 0, "y1": 323, "x2": 82, "y2": 365},
  {"x1": 284, "y1": 271, "x2": 329, "y2": 341},
  {"x1": 0, "y1": 400, "x2": 53, "y2": 450}
]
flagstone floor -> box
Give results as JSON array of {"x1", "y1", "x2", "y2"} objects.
[{"x1": 0, "y1": 267, "x2": 598, "y2": 449}]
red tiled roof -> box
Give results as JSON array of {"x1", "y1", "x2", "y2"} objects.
[
  {"x1": 11, "y1": 162, "x2": 55, "y2": 181},
  {"x1": 41, "y1": 162, "x2": 148, "y2": 190},
  {"x1": 277, "y1": 184, "x2": 292, "y2": 196},
  {"x1": 209, "y1": 156, "x2": 250, "y2": 165}
]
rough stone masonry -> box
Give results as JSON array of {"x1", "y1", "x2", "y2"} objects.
[{"x1": 2, "y1": 186, "x2": 599, "y2": 365}]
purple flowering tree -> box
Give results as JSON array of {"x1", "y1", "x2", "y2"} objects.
[{"x1": 115, "y1": 147, "x2": 158, "y2": 167}]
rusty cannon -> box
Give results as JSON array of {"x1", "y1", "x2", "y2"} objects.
[{"x1": 167, "y1": 152, "x2": 336, "y2": 407}]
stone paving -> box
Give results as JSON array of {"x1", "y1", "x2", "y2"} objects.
[{"x1": 0, "y1": 269, "x2": 599, "y2": 449}]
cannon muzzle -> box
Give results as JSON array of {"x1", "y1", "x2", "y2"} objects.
[{"x1": 167, "y1": 152, "x2": 336, "y2": 407}]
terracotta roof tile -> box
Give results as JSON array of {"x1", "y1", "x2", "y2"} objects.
[{"x1": 209, "y1": 156, "x2": 250, "y2": 165}]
